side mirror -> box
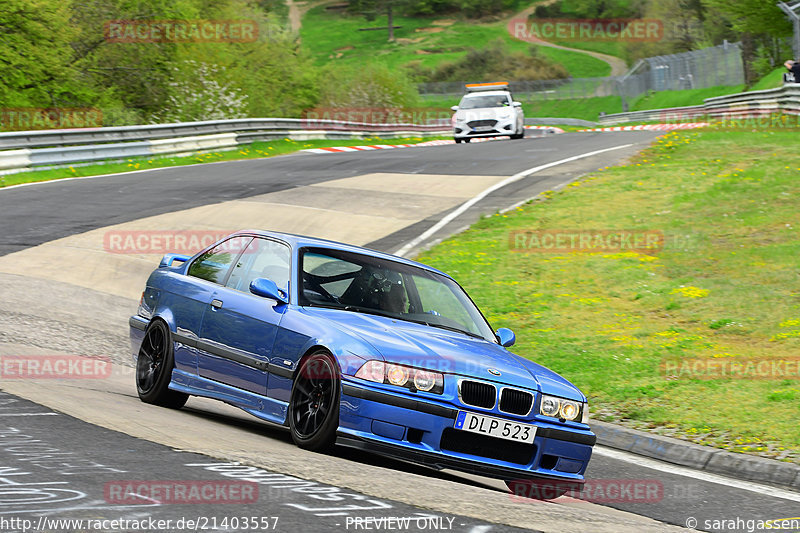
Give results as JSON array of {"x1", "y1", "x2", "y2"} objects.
[
  {"x1": 512, "y1": 101, "x2": 522, "y2": 107},
  {"x1": 496, "y1": 327, "x2": 516, "y2": 347},
  {"x1": 250, "y1": 278, "x2": 288, "y2": 304},
  {"x1": 450, "y1": 105, "x2": 459, "y2": 112}
]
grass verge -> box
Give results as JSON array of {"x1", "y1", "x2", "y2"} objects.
[
  {"x1": 0, "y1": 136, "x2": 448, "y2": 189},
  {"x1": 630, "y1": 85, "x2": 745, "y2": 111},
  {"x1": 416, "y1": 128, "x2": 800, "y2": 462}
]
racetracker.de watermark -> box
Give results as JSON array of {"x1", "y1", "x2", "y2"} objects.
[
  {"x1": 507, "y1": 18, "x2": 663, "y2": 43},
  {"x1": 1, "y1": 108, "x2": 102, "y2": 131},
  {"x1": 104, "y1": 20, "x2": 258, "y2": 43},
  {"x1": 662, "y1": 358, "x2": 800, "y2": 380},
  {"x1": 301, "y1": 107, "x2": 450, "y2": 127},
  {"x1": 659, "y1": 109, "x2": 800, "y2": 129},
  {"x1": 509, "y1": 478, "x2": 663, "y2": 503},
  {"x1": 509, "y1": 229, "x2": 664, "y2": 255},
  {"x1": 104, "y1": 230, "x2": 240, "y2": 255},
  {"x1": 104, "y1": 480, "x2": 259, "y2": 504},
  {"x1": 0, "y1": 355, "x2": 111, "y2": 379}
]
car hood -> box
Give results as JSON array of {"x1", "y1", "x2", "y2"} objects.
[{"x1": 302, "y1": 307, "x2": 583, "y2": 399}]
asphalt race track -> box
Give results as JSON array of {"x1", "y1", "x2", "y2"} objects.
[{"x1": 1, "y1": 131, "x2": 797, "y2": 532}]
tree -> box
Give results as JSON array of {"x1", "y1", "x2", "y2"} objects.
[{"x1": 0, "y1": 0, "x2": 82, "y2": 107}]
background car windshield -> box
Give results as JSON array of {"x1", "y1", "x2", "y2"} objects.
[
  {"x1": 300, "y1": 248, "x2": 496, "y2": 342},
  {"x1": 458, "y1": 94, "x2": 510, "y2": 109}
]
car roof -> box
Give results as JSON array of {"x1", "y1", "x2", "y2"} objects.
[
  {"x1": 462, "y1": 91, "x2": 511, "y2": 98},
  {"x1": 230, "y1": 229, "x2": 451, "y2": 278}
]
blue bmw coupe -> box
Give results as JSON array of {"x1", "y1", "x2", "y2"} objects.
[{"x1": 130, "y1": 230, "x2": 595, "y2": 498}]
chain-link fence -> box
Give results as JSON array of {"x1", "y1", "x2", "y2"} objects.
[
  {"x1": 418, "y1": 42, "x2": 744, "y2": 103},
  {"x1": 619, "y1": 42, "x2": 743, "y2": 102}
]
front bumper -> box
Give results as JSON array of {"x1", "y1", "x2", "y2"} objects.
[
  {"x1": 338, "y1": 380, "x2": 594, "y2": 483},
  {"x1": 454, "y1": 118, "x2": 517, "y2": 138}
]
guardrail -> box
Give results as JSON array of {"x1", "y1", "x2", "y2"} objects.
[
  {"x1": 0, "y1": 119, "x2": 451, "y2": 175},
  {"x1": 598, "y1": 84, "x2": 800, "y2": 125}
]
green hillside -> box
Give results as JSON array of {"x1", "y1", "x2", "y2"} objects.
[{"x1": 299, "y1": 5, "x2": 612, "y2": 79}]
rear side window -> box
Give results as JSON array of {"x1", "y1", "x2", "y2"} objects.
[{"x1": 188, "y1": 236, "x2": 252, "y2": 284}]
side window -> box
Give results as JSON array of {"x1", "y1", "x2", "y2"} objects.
[
  {"x1": 226, "y1": 238, "x2": 291, "y2": 294},
  {"x1": 187, "y1": 236, "x2": 251, "y2": 284}
]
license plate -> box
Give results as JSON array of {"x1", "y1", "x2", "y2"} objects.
[
  {"x1": 473, "y1": 126, "x2": 492, "y2": 132},
  {"x1": 454, "y1": 411, "x2": 536, "y2": 444}
]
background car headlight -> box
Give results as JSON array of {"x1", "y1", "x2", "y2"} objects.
[
  {"x1": 354, "y1": 360, "x2": 444, "y2": 394},
  {"x1": 539, "y1": 394, "x2": 585, "y2": 422}
]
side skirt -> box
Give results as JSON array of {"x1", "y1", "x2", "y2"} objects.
[{"x1": 170, "y1": 369, "x2": 289, "y2": 426}]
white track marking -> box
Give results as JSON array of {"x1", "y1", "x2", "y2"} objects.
[
  {"x1": 394, "y1": 143, "x2": 633, "y2": 257},
  {"x1": 593, "y1": 446, "x2": 800, "y2": 502},
  {"x1": 0, "y1": 412, "x2": 58, "y2": 416}
]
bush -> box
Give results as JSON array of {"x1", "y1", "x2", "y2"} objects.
[
  {"x1": 415, "y1": 40, "x2": 569, "y2": 82},
  {"x1": 316, "y1": 63, "x2": 420, "y2": 109}
]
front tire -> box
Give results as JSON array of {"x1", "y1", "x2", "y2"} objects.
[
  {"x1": 289, "y1": 351, "x2": 340, "y2": 451},
  {"x1": 136, "y1": 320, "x2": 188, "y2": 408}
]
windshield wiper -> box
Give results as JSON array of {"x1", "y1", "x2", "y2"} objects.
[
  {"x1": 423, "y1": 322, "x2": 485, "y2": 340},
  {"x1": 342, "y1": 305, "x2": 397, "y2": 320}
]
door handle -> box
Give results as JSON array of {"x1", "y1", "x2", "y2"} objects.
[{"x1": 211, "y1": 299, "x2": 223, "y2": 309}]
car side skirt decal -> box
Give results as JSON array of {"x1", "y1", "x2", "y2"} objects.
[
  {"x1": 172, "y1": 331, "x2": 294, "y2": 379},
  {"x1": 170, "y1": 368, "x2": 288, "y2": 424}
]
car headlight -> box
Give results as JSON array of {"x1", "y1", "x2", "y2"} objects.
[
  {"x1": 540, "y1": 396, "x2": 560, "y2": 417},
  {"x1": 355, "y1": 360, "x2": 444, "y2": 394},
  {"x1": 387, "y1": 364, "x2": 409, "y2": 386},
  {"x1": 539, "y1": 394, "x2": 586, "y2": 422},
  {"x1": 413, "y1": 370, "x2": 437, "y2": 392}
]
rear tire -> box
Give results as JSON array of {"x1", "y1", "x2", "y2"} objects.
[
  {"x1": 136, "y1": 320, "x2": 188, "y2": 409},
  {"x1": 289, "y1": 351, "x2": 340, "y2": 452},
  {"x1": 464, "y1": 138, "x2": 471, "y2": 143}
]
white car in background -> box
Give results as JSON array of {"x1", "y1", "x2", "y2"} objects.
[{"x1": 451, "y1": 82, "x2": 525, "y2": 143}]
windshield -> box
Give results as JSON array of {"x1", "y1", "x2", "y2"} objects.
[
  {"x1": 458, "y1": 94, "x2": 511, "y2": 109},
  {"x1": 299, "y1": 247, "x2": 496, "y2": 342}
]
